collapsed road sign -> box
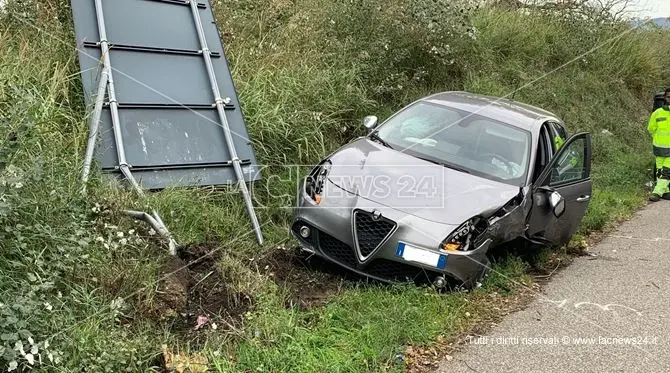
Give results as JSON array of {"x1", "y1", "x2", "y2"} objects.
[{"x1": 72, "y1": 0, "x2": 264, "y2": 244}]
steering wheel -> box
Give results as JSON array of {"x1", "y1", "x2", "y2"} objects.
[
  {"x1": 480, "y1": 152, "x2": 520, "y2": 177},
  {"x1": 480, "y1": 152, "x2": 513, "y2": 165},
  {"x1": 404, "y1": 137, "x2": 437, "y2": 147}
]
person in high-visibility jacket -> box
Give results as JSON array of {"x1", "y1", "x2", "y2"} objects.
[
  {"x1": 553, "y1": 131, "x2": 579, "y2": 171},
  {"x1": 554, "y1": 135, "x2": 565, "y2": 149},
  {"x1": 648, "y1": 88, "x2": 670, "y2": 202}
]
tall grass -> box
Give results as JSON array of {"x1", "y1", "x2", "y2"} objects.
[{"x1": 0, "y1": 0, "x2": 668, "y2": 370}]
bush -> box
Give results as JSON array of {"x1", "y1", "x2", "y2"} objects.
[{"x1": 318, "y1": 0, "x2": 478, "y2": 99}]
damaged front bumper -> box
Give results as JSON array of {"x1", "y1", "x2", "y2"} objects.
[{"x1": 291, "y1": 178, "x2": 493, "y2": 287}]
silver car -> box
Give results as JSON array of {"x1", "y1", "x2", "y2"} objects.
[{"x1": 291, "y1": 91, "x2": 592, "y2": 288}]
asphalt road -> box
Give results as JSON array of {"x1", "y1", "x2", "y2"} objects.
[{"x1": 438, "y1": 201, "x2": 670, "y2": 373}]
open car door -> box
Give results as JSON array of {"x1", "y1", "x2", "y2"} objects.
[{"x1": 527, "y1": 132, "x2": 592, "y2": 246}]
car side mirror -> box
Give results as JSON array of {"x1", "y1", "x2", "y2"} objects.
[
  {"x1": 549, "y1": 190, "x2": 565, "y2": 218},
  {"x1": 363, "y1": 115, "x2": 378, "y2": 131}
]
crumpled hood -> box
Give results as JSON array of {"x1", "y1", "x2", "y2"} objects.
[{"x1": 326, "y1": 138, "x2": 521, "y2": 224}]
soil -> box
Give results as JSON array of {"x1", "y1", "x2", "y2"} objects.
[
  {"x1": 153, "y1": 242, "x2": 252, "y2": 344},
  {"x1": 151, "y1": 243, "x2": 357, "y2": 343},
  {"x1": 257, "y1": 246, "x2": 358, "y2": 310}
]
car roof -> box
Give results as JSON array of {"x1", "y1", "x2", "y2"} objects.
[{"x1": 421, "y1": 91, "x2": 560, "y2": 130}]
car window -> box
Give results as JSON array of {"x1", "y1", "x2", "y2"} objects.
[
  {"x1": 549, "y1": 136, "x2": 587, "y2": 185},
  {"x1": 375, "y1": 101, "x2": 531, "y2": 186},
  {"x1": 532, "y1": 125, "x2": 551, "y2": 183},
  {"x1": 552, "y1": 122, "x2": 567, "y2": 139},
  {"x1": 548, "y1": 121, "x2": 567, "y2": 151}
]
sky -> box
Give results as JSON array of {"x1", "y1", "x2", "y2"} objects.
[{"x1": 626, "y1": 0, "x2": 670, "y2": 18}]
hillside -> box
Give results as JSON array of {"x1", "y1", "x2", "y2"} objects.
[
  {"x1": 631, "y1": 16, "x2": 670, "y2": 29},
  {"x1": 1, "y1": 0, "x2": 669, "y2": 371},
  {"x1": 652, "y1": 17, "x2": 670, "y2": 28}
]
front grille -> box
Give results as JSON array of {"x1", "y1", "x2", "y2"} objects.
[
  {"x1": 318, "y1": 231, "x2": 357, "y2": 267},
  {"x1": 354, "y1": 210, "x2": 396, "y2": 258},
  {"x1": 365, "y1": 259, "x2": 438, "y2": 282}
]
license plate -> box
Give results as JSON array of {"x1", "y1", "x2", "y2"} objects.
[{"x1": 395, "y1": 242, "x2": 447, "y2": 269}]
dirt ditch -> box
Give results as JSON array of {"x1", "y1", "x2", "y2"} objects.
[
  {"x1": 152, "y1": 243, "x2": 359, "y2": 339},
  {"x1": 154, "y1": 243, "x2": 252, "y2": 341},
  {"x1": 257, "y1": 246, "x2": 356, "y2": 310}
]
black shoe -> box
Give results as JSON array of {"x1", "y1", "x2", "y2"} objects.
[
  {"x1": 650, "y1": 194, "x2": 661, "y2": 202},
  {"x1": 662, "y1": 193, "x2": 670, "y2": 200}
]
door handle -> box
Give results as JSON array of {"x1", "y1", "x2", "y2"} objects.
[{"x1": 576, "y1": 195, "x2": 591, "y2": 202}]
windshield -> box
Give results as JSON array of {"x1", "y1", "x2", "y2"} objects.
[{"x1": 374, "y1": 101, "x2": 531, "y2": 186}]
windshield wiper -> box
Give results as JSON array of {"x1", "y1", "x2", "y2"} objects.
[
  {"x1": 445, "y1": 163, "x2": 471, "y2": 174},
  {"x1": 369, "y1": 132, "x2": 393, "y2": 149},
  {"x1": 417, "y1": 157, "x2": 471, "y2": 174}
]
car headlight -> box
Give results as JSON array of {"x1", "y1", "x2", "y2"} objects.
[
  {"x1": 305, "y1": 160, "x2": 331, "y2": 204},
  {"x1": 440, "y1": 216, "x2": 487, "y2": 252}
]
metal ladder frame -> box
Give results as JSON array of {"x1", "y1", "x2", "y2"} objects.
[{"x1": 80, "y1": 0, "x2": 263, "y2": 247}]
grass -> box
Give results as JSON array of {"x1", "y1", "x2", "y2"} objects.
[
  {"x1": 229, "y1": 285, "x2": 471, "y2": 372},
  {"x1": 0, "y1": 0, "x2": 668, "y2": 371},
  {"x1": 213, "y1": 258, "x2": 532, "y2": 373}
]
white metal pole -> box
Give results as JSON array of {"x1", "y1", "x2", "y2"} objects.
[
  {"x1": 92, "y1": 0, "x2": 178, "y2": 254},
  {"x1": 94, "y1": 0, "x2": 143, "y2": 194},
  {"x1": 188, "y1": 0, "x2": 264, "y2": 245},
  {"x1": 81, "y1": 68, "x2": 108, "y2": 193}
]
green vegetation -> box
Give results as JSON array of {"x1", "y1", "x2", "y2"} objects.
[{"x1": 0, "y1": 0, "x2": 668, "y2": 371}]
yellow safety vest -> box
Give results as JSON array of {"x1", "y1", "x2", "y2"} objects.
[
  {"x1": 554, "y1": 135, "x2": 565, "y2": 149},
  {"x1": 648, "y1": 106, "x2": 670, "y2": 156}
]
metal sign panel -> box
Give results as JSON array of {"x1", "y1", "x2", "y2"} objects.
[{"x1": 70, "y1": 0, "x2": 261, "y2": 189}]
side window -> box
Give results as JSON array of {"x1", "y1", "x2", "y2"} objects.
[
  {"x1": 532, "y1": 125, "x2": 551, "y2": 182},
  {"x1": 553, "y1": 122, "x2": 567, "y2": 139},
  {"x1": 549, "y1": 136, "x2": 588, "y2": 185},
  {"x1": 549, "y1": 122, "x2": 567, "y2": 151}
]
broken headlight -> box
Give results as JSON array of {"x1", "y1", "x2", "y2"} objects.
[
  {"x1": 440, "y1": 216, "x2": 488, "y2": 252},
  {"x1": 305, "y1": 160, "x2": 331, "y2": 204}
]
